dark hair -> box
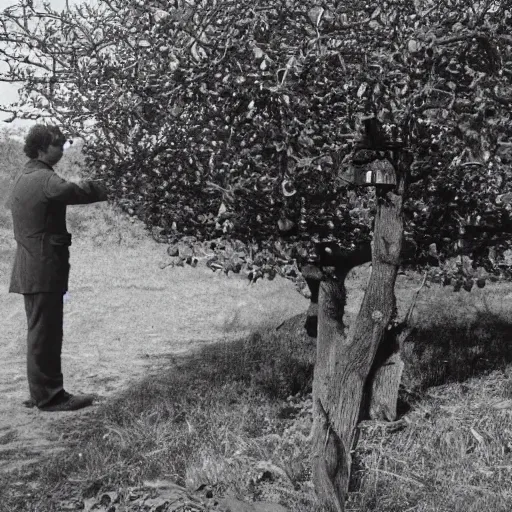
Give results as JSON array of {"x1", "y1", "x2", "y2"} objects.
[{"x1": 23, "y1": 124, "x2": 66, "y2": 159}]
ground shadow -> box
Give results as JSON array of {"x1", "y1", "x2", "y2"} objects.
[
  {"x1": 401, "y1": 309, "x2": 512, "y2": 395},
  {"x1": 147, "y1": 306, "x2": 512, "y2": 407},
  {"x1": 146, "y1": 313, "x2": 317, "y2": 402}
]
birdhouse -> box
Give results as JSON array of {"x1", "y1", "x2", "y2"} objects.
[
  {"x1": 349, "y1": 116, "x2": 401, "y2": 187},
  {"x1": 353, "y1": 158, "x2": 397, "y2": 187}
]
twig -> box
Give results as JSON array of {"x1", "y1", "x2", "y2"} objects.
[
  {"x1": 459, "y1": 162, "x2": 486, "y2": 168},
  {"x1": 404, "y1": 271, "x2": 427, "y2": 324},
  {"x1": 204, "y1": 181, "x2": 232, "y2": 194},
  {"x1": 436, "y1": 31, "x2": 490, "y2": 46},
  {"x1": 369, "y1": 468, "x2": 425, "y2": 487},
  {"x1": 453, "y1": 483, "x2": 503, "y2": 496},
  {"x1": 275, "y1": 320, "x2": 286, "y2": 330}
]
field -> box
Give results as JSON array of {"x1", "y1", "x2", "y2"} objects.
[{"x1": 1, "y1": 135, "x2": 512, "y2": 511}]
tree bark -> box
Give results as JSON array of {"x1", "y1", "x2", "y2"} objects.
[
  {"x1": 367, "y1": 330, "x2": 405, "y2": 421},
  {"x1": 312, "y1": 188, "x2": 404, "y2": 511},
  {"x1": 366, "y1": 275, "x2": 422, "y2": 420}
]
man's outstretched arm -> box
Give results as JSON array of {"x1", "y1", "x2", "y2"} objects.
[{"x1": 44, "y1": 174, "x2": 108, "y2": 205}]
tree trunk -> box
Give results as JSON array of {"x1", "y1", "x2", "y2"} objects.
[
  {"x1": 367, "y1": 335, "x2": 405, "y2": 421},
  {"x1": 366, "y1": 276, "x2": 419, "y2": 421},
  {"x1": 312, "y1": 188, "x2": 404, "y2": 511}
]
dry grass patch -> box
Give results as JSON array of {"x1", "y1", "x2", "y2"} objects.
[{"x1": 351, "y1": 368, "x2": 512, "y2": 511}]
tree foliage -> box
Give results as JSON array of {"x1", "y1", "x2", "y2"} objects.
[{"x1": 1, "y1": 0, "x2": 512, "y2": 286}]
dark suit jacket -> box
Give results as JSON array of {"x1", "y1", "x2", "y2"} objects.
[{"x1": 8, "y1": 159, "x2": 108, "y2": 294}]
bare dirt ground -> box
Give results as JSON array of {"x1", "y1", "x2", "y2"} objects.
[{"x1": 0, "y1": 235, "x2": 308, "y2": 474}]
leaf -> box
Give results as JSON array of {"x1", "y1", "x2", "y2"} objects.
[
  {"x1": 190, "y1": 42, "x2": 206, "y2": 61},
  {"x1": 252, "y1": 46, "x2": 264, "y2": 59},
  {"x1": 296, "y1": 157, "x2": 316, "y2": 168},
  {"x1": 153, "y1": 9, "x2": 170, "y2": 23},
  {"x1": 408, "y1": 39, "x2": 420, "y2": 53},
  {"x1": 217, "y1": 202, "x2": 227, "y2": 217},
  {"x1": 281, "y1": 179, "x2": 296, "y2": 197},
  {"x1": 428, "y1": 243, "x2": 438, "y2": 258},
  {"x1": 299, "y1": 134, "x2": 314, "y2": 147},
  {"x1": 167, "y1": 244, "x2": 179, "y2": 257},
  {"x1": 496, "y1": 192, "x2": 512, "y2": 204},
  {"x1": 278, "y1": 217, "x2": 295, "y2": 232},
  {"x1": 308, "y1": 6, "x2": 324, "y2": 26},
  {"x1": 357, "y1": 83, "x2": 367, "y2": 98},
  {"x1": 371, "y1": 7, "x2": 381, "y2": 19},
  {"x1": 461, "y1": 256, "x2": 473, "y2": 277},
  {"x1": 388, "y1": 10, "x2": 398, "y2": 23}
]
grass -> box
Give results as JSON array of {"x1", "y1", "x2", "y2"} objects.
[
  {"x1": 402, "y1": 283, "x2": 512, "y2": 392},
  {"x1": 352, "y1": 369, "x2": 512, "y2": 512},
  {"x1": 0, "y1": 317, "x2": 319, "y2": 512}
]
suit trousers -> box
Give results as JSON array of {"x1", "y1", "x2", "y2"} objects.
[{"x1": 23, "y1": 292, "x2": 65, "y2": 408}]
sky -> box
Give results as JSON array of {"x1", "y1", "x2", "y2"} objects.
[{"x1": 0, "y1": 0, "x2": 95, "y2": 130}]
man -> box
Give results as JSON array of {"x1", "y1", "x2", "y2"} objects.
[{"x1": 7, "y1": 124, "x2": 108, "y2": 412}]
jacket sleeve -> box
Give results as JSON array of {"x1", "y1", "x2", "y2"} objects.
[{"x1": 44, "y1": 173, "x2": 109, "y2": 205}]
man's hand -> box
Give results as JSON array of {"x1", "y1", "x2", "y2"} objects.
[
  {"x1": 89, "y1": 180, "x2": 109, "y2": 193},
  {"x1": 72, "y1": 179, "x2": 109, "y2": 203},
  {"x1": 90, "y1": 180, "x2": 109, "y2": 200}
]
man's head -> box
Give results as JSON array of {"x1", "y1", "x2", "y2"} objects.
[{"x1": 23, "y1": 124, "x2": 68, "y2": 167}]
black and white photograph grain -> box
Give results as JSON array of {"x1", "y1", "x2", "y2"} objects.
[{"x1": 1, "y1": 1, "x2": 512, "y2": 511}]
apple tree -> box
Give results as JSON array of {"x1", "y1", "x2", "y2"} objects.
[{"x1": 1, "y1": 0, "x2": 512, "y2": 510}]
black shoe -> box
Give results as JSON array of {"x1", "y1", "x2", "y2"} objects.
[{"x1": 39, "y1": 391, "x2": 95, "y2": 412}]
